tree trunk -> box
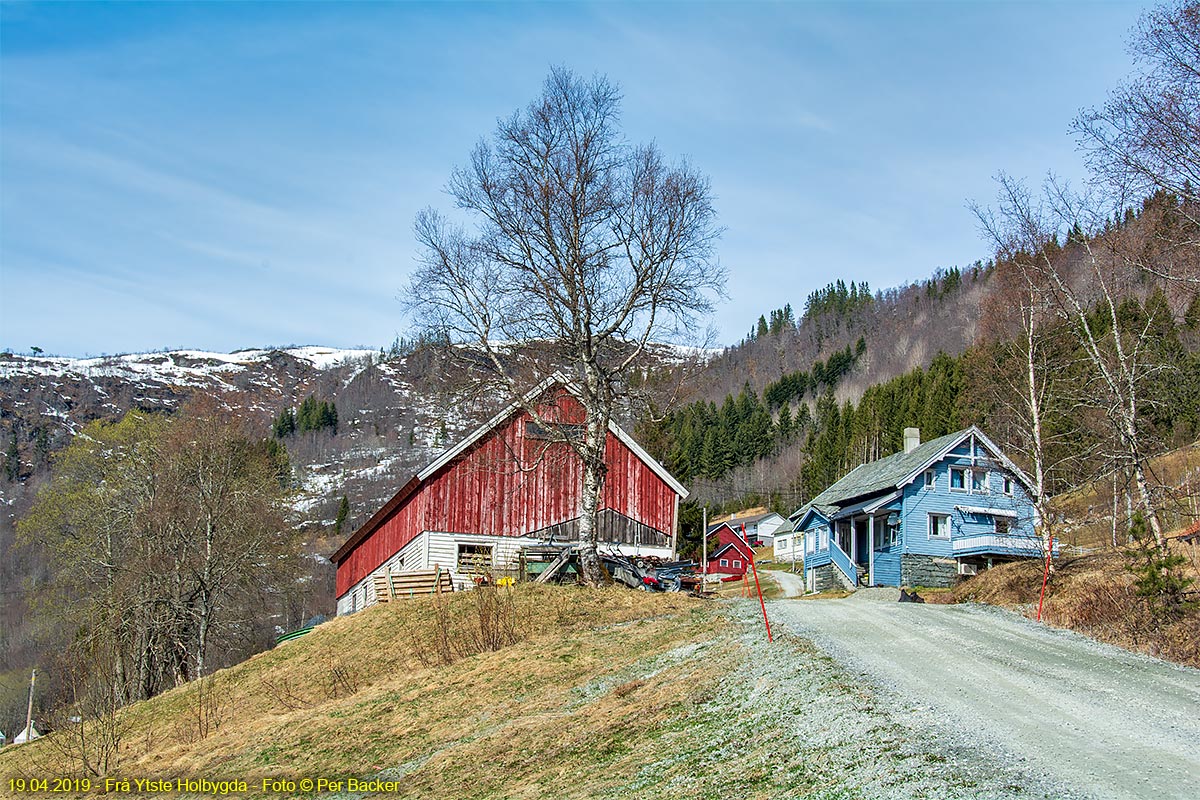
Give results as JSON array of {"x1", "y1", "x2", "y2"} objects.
[
  {"x1": 576, "y1": 362, "x2": 610, "y2": 587},
  {"x1": 1024, "y1": 300, "x2": 1056, "y2": 574},
  {"x1": 577, "y1": 410, "x2": 608, "y2": 587},
  {"x1": 196, "y1": 514, "x2": 215, "y2": 678}
]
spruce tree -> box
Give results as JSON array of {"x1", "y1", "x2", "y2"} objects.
[
  {"x1": 5, "y1": 434, "x2": 19, "y2": 482},
  {"x1": 335, "y1": 495, "x2": 350, "y2": 536}
]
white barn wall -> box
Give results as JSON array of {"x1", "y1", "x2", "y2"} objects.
[{"x1": 336, "y1": 531, "x2": 673, "y2": 613}]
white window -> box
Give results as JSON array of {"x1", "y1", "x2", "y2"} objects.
[
  {"x1": 457, "y1": 543, "x2": 494, "y2": 572},
  {"x1": 929, "y1": 513, "x2": 951, "y2": 539},
  {"x1": 806, "y1": 532, "x2": 815, "y2": 553},
  {"x1": 972, "y1": 469, "x2": 989, "y2": 493},
  {"x1": 820, "y1": 527, "x2": 829, "y2": 550},
  {"x1": 732, "y1": 560, "x2": 742, "y2": 569},
  {"x1": 720, "y1": 558, "x2": 729, "y2": 567},
  {"x1": 949, "y1": 467, "x2": 968, "y2": 492},
  {"x1": 1003, "y1": 476, "x2": 1014, "y2": 495},
  {"x1": 924, "y1": 469, "x2": 935, "y2": 488},
  {"x1": 995, "y1": 518, "x2": 1010, "y2": 535},
  {"x1": 778, "y1": 537, "x2": 789, "y2": 550}
]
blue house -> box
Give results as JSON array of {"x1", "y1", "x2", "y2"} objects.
[{"x1": 790, "y1": 426, "x2": 1045, "y2": 591}]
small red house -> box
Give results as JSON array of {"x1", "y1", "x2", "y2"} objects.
[
  {"x1": 332, "y1": 377, "x2": 688, "y2": 614},
  {"x1": 705, "y1": 522, "x2": 755, "y2": 577}
]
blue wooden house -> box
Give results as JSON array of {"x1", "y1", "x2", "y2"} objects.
[{"x1": 790, "y1": 426, "x2": 1045, "y2": 591}]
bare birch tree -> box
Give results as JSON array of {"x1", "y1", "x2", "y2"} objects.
[
  {"x1": 979, "y1": 174, "x2": 1174, "y2": 549},
  {"x1": 964, "y1": 231, "x2": 1080, "y2": 568},
  {"x1": 408, "y1": 68, "x2": 724, "y2": 585},
  {"x1": 1074, "y1": 0, "x2": 1200, "y2": 284}
]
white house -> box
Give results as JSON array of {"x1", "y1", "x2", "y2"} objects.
[{"x1": 711, "y1": 510, "x2": 789, "y2": 546}]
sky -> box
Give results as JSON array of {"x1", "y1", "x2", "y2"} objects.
[{"x1": 0, "y1": 0, "x2": 1150, "y2": 357}]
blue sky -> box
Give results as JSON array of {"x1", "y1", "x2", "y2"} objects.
[{"x1": 0, "y1": 1, "x2": 1147, "y2": 356}]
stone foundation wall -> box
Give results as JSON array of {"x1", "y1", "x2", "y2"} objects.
[
  {"x1": 900, "y1": 554, "x2": 960, "y2": 588},
  {"x1": 810, "y1": 564, "x2": 841, "y2": 592}
]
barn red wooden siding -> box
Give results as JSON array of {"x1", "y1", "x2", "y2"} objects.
[{"x1": 336, "y1": 393, "x2": 680, "y2": 596}]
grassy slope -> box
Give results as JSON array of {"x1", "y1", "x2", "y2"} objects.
[
  {"x1": 1051, "y1": 441, "x2": 1200, "y2": 549},
  {"x1": 0, "y1": 586, "x2": 1057, "y2": 800}
]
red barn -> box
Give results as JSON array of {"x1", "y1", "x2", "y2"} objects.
[
  {"x1": 332, "y1": 377, "x2": 688, "y2": 614},
  {"x1": 705, "y1": 522, "x2": 755, "y2": 577}
]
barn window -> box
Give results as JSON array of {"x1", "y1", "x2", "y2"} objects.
[
  {"x1": 525, "y1": 420, "x2": 585, "y2": 442},
  {"x1": 732, "y1": 560, "x2": 742, "y2": 569},
  {"x1": 929, "y1": 513, "x2": 951, "y2": 539},
  {"x1": 719, "y1": 558, "x2": 729, "y2": 567},
  {"x1": 457, "y1": 544, "x2": 494, "y2": 573}
]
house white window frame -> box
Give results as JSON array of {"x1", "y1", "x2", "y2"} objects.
[
  {"x1": 971, "y1": 469, "x2": 989, "y2": 494},
  {"x1": 732, "y1": 559, "x2": 742, "y2": 569},
  {"x1": 1003, "y1": 476, "x2": 1014, "y2": 496},
  {"x1": 949, "y1": 466, "x2": 968, "y2": 493},
  {"x1": 806, "y1": 532, "x2": 815, "y2": 553},
  {"x1": 924, "y1": 469, "x2": 935, "y2": 489},
  {"x1": 819, "y1": 527, "x2": 829, "y2": 550},
  {"x1": 457, "y1": 543, "x2": 495, "y2": 572},
  {"x1": 720, "y1": 558, "x2": 729, "y2": 567},
  {"x1": 994, "y1": 517, "x2": 1011, "y2": 535},
  {"x1": 928, "y1": 512, "x2": 951, "y2": 539},
  {"x1": 777, "y1": 537, "x2": 789, "y2": 551}
]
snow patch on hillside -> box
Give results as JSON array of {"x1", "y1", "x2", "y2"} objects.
[{"x1": 0, "y1": 347, "x2": 377, "y2": 383}]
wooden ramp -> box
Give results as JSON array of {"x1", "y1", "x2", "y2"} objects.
[{"x1": 372, "y1": 568, "x2": 454, "y2": 602}]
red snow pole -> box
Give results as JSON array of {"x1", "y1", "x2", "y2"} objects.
[
  {"x1": 745, "y1": 524, "x2": 773, "y2": 642},
  {"x1": 1036, "y1": 539, "x2": 1052, "y2": 622}
]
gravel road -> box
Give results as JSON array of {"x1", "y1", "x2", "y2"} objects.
[
  {"x1": 763, "y1": 568, "x2": 805, "y2": 598},
  {"x1": 769, "y1": 591, "x2": 1200, "y2": 800}
]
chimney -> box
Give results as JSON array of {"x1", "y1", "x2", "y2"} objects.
[{"x1": 903, "y1": 427, "x2": 921, "y2": 454}]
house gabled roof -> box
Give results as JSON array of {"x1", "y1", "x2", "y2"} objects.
[
  {"x1": 332, "y1": 375, "x2": 688, "y2": 564},
  {"x1": 722, "y1": 510, "x2": 786, "y2": 528},
  {"x1": 709, "y1": 540, "x2": 753, "y2": 562},
  {"x1": 788, "y1": 426, "x2": 1034, "y2": 524}
]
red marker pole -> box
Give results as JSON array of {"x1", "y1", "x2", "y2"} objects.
[
  {"x1": 745, "y1": 524, "x2": 773, "y2": 642},
  {"x1": 1036, "y1": 538, "x2": 1052, "y2": 622}
]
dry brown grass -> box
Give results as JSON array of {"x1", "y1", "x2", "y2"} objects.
[
  {"x1": 1051, "y1": 442, "x2": 1200, "y2": 549},
  {"x1": 0, "y1": 586, "x2": 719, "y2": 794},
  {"x1": 947, "y1": 552, "x2": 1200, "y2": 667}
]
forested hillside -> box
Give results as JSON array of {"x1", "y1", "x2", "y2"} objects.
[{"x1": 648, "y1": 192, "x2": 1200, "y2": 561}]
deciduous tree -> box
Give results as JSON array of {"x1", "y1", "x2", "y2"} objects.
[{"x1": 408, "y1": 68, "x2": 724, "y2": 584}]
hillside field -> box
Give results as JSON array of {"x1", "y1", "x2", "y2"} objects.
[{"x1": 0, "y1": 587, "x2": 1062, "y2": 800}]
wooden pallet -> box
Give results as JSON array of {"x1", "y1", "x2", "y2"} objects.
[{"x1": 372, "y1": 568, "x2": 454, "y2": 602}]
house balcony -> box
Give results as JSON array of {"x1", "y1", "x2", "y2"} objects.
[{"x1": 952, "y1": 533, "x2": 1054, "y2": 558}]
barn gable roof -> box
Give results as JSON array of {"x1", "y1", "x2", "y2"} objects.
[{"x1": 331, "y1": 375, "x2": 687, "y2": 564}]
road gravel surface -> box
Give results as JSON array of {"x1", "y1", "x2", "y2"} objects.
[
  {"x1": 769, "y1": 590, "x2": 1200, "y2": 799},
  {"x1": 763, "y1": 568, "x2": 806, "y2": 598}
]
